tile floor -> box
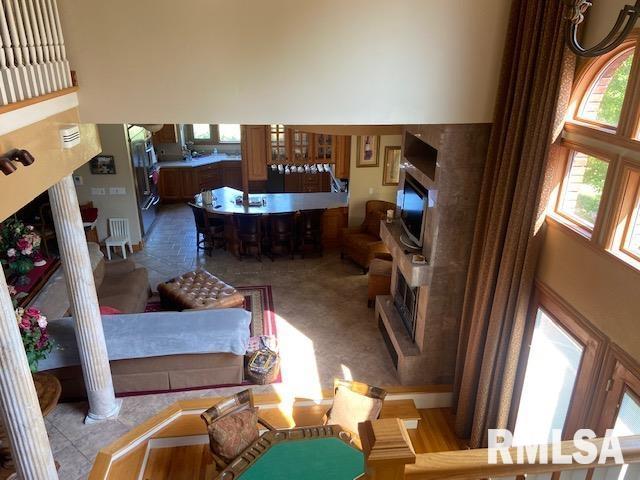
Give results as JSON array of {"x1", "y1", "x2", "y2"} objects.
[{"x1": 45, "y1": 204, "x2": 398, "y2": 479}]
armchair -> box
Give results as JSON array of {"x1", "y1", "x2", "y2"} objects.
[
  {"x1": 201, "y1": 389, "x2": 276, "y2": 470},
  {"x1": 341, "y1": 200, "x2": 395, "y2": 273}
]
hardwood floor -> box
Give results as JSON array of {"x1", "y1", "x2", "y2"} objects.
[{"x1": 140, "y1": 408, "x2": 464, "y2": 479}]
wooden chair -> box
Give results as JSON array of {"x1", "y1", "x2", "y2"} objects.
[
  {"x1": 323, "y1": 379, "x2": 387, "y2": 446},
  {"x1": 269, "y1": 212, "x2": 296, "y2": 260},
  {"x1": 105, "y1": 218, "x2": 133, "y2": 260},
  {"x1": 298, "y1": 209, "x2": 325, "y2": 257},
  {"x1": 233, "y1": 214, "x2": 263, "y2": 261},
  {"x1": 201, "y1": 389, "x2": 276, "y2": 470},
  {"x1": 189, "y1": 204, "x2": 225, "y2": 256},
  {"x1": 37, "y1": 202, "x2": 57, "y2": 257}
]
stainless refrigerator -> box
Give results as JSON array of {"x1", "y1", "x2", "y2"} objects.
[{"x1": 128, "y1": 125, "x2": 159, "y2": 237}]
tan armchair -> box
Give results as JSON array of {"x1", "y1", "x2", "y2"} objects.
[{"x1": 341, "y1": 200, "x2": 395, "y2": 273}]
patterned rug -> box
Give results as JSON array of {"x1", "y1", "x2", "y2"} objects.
[{"x1": 132, "y1": 285, "x2": 280, "y2": 394}]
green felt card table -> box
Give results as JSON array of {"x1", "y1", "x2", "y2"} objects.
[{"x1": 215, "y1": 425, "x2": 364, "y2": 480}]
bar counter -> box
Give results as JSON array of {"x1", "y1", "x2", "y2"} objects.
[{"x1": 193, "y1": 187, "x2": 349, "y2": 215}]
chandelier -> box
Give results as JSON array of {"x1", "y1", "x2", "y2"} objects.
[{"x1": 566, "y1": 0, "x2": 640, "y2": 57}]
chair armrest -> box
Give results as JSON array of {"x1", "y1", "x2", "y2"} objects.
[
  {"x1": 104, "y1": 259, "x2": 137, "y2": 276},
  {"x1": 373, "y1": 252, "x2": 393, "y2": 262},
  {"x1": 258, "y1": 417, "x2": 277, "y2": 431}
]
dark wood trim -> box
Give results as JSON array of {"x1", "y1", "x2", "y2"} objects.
[{"x1": 510, "y1": 282, "x2": 608, "y2": 438}]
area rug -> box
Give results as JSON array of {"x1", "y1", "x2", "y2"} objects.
[{"x1": 122, "y1": 285, "x2": 280, "y2": 396}]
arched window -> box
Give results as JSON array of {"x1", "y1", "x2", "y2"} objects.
[
  {"x1": 555, "y1": 32, "x2": 640, "y2": 271},
  {"x1": 576, "y1": 47, "x2": 634, "y2": 128}
]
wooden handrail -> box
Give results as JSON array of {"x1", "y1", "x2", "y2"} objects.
[
  {"x1": 360, "y1": 419, "x2": 640, "y2": 480},
  {"x1": 404, "y1": 435, "x2": 640, "y2": 480}
]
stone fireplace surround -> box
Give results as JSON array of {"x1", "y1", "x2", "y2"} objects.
[{"x1": 375, "y1": 124, "x2": 491, "y2": 385}]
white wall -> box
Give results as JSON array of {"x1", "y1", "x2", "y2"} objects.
[
  {"x1": 58, "y1": 0, "x2": 510, "y2": 125},
  {"x1": 583, "y1": 1, "x2": 630, "y2": 48},
  {"x1": 348, "y1": 135, "x2": 401, "y2": 227},
  {"x1": 74, "y1": 125, "x2": 143, "y2": 244}
]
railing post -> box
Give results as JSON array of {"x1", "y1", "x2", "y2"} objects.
[{"x1": 359, "y1": 418, "x2": 416, "y2": 480}]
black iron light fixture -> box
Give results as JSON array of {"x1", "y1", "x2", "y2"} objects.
[
  {"x1": 566, "y1": 0, "x2": 640, "y2": 57},
  {"x1": 0, "y1": 149, "x2": 36, "y2": 176}
]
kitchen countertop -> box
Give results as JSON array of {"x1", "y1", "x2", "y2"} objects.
[
  {"x1": 194, "y1": 187, "x2": 349, "y2": 215},
  {"x1": 157, "y1": 154, "x2": 241, "y2": 169}
]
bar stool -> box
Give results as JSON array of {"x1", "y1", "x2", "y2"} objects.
[
  {"x1": 233, "y1": 214, "x2": 263, "y2": 261},
  {"x1": 205, "y1": 211, "x2": 226, "y2": 251},
  {"x1": 298, "y1": 209, "x2": 325, "y2": 257},
  {"x1": 269, "y1": 212, "x2": 296, "y2": 260},
  {"x1": 189, "y1": 203, "x2": 224, "y2": 256}
]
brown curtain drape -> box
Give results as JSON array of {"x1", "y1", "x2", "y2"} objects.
[{"x1": 453, "y1": 0, "x2": 575, "y2": 447}]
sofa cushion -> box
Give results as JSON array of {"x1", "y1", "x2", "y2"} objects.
[
  {"x1": 342, "y1": 232, "x2": 382, "y2": 250},
  {"x1": 99, "y1": 306, "x2": 123, "y2": 315},
  {"x1": 326, "y1": 385, "x2": 384, "y2": 436}
]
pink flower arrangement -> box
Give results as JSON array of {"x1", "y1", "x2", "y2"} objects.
[
  {"x1": 0, "y1": 219, "x2": 43, "y2": 275},
  {"x1": 14, "y1": 306, "x2": 54, "y2": 372}
]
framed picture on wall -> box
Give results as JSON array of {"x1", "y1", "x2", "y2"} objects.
[
  {"x1": 89, "y1": 155, "x2": 116, "y2": 175},
  {"x1": 382, "y1": 146, "x2": 402, "y2": 185},
  {"x1": 356, "y1": 135, "x2": 380, "y2": 167}
]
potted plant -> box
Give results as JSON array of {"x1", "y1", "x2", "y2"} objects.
[{"x1": 14, "y1": 305, "x2": 54, "y2": 373}]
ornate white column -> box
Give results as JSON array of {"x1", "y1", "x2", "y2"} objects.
[
  {"x1": 48, "y1": 175, "x2": 121, "y2": 422},
  {"x1": 0, "y1": 268, "x2": 58, "y2": 479}
]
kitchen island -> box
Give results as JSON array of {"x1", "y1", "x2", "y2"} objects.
[
  {"x1": 193, "y1": 187, "x2": 348, "y2": 214},
  {"x1": 157, "y1": 154, "x2": 242, "y2": 202},
  {"x1": 193, "y1": 187, "x2": 349, "y2": 251}
]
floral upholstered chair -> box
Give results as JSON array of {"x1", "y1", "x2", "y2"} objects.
[
  {"x1": 323, "y1": 379, "x2": 387, "y2": 446},
  {"x1": 201, "y1": 389, "x2": 276, "y2": 470}
]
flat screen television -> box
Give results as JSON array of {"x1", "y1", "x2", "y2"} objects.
[{"x1": 400, "y1": 174, "x2": 428, "y2": 248}]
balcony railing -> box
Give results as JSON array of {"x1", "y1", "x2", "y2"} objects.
[
  {"x1": 0, "y1": 0, "x2": 72, "y2": 106},
  {"x1": 360, "y1": 419, "x2": 640, "y2": 480}
]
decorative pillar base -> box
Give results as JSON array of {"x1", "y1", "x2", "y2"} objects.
[{"x1": 84, "y1": 398, "x2": 123, "y2": 425}]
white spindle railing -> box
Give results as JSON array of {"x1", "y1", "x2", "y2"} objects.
[{"x1": 0, "y1": 0, "x2": 71, "y2": 106}]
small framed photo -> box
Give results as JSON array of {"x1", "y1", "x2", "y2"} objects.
[
  {"x1": 90, "y1": 155, "x2": 116, "y2": 175},
  {"x1": 383, "y1": 146, "x2": 402, "y2": 186},
  {"x1": 356, "y1": 135, "x2": 380, "y2": 168}
]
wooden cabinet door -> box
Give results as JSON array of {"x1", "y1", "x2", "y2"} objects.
[
  {"x1": 287, "y1": 129, "x2": 312, "y2": 164},
  {"x1": 268, "y1": 124, "x2": 287, "y2": 164},
  {"x1": 180, "y1": 169, "x2": 199, "y2": 200},
  {"x1": 334, "y1": 135, "x2": 351, "y2": 179},
  {"x1": 158, "y1": 168, "x2": 183, "y2": 202},
  {"x1": 152, "y1": 124, "x2": 177, "y2": 146},
  {"x1": 241, "y1": 125, "x2": 269, "y2": 181},
  {"x1": 314, "y1": 133, "x2": 334, "y2": 164},
  {"x1": 222, "y1": 163, "x2": 242, "y2": 189},
  {"x1": 198, "y1": 164, "x2": 222, "y2": 191}
]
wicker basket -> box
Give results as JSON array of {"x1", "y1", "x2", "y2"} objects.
[{"x1": 246, "y1": 348, "x2": 281, "y2": 385}]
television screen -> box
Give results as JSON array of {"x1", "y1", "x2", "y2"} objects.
[{"x1": 400, "y1": 176, "x2": 427, "y2": 247}]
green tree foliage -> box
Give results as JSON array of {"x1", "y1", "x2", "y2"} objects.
[
  {"x1": 575, "y1": 156, "x2": 608, "y2": 224},
  {"x1": 597, "y1": 54, "x2": 633, "y2": 126}
]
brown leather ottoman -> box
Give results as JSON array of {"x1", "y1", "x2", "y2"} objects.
[
  {"x1": 157, "y1": 269, "x2": 245, "y2": 310},
  {"x1": 367, "y1": 258, "x2": 392, "y2": 307}
]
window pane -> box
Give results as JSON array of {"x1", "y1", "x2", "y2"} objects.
[
  {"x1": 513, "y1": 309, "x2": 584, "y2": 445},
  {"x1": 192, "y1": 124, "x2": 211, "y2": 140},
  {"x1": 218, "y1": 124, "x2": 241, "y2": 143},
  {"x1": 559, "y1": 152, "x2": 609, "y2": 228},
  {"x1": 612, "y1": 391, "x2": 640, "y2": 436},
  {"x1": 626, "y1": 198, "x2": 640, "y2": 257},
  {"x1": 579, "y1": 48, "x2": 633, "y2": 127}
]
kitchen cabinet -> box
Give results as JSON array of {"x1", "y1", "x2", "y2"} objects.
[
  {"x1": 151, "y1": 124, "x2": 177, "y2": 146},
  {"x1": 158, "y1": 161, "x2": 242, "y2": 202},
  {"x1": 333, "y1": 135, "x2": 351, "y2": 179},
  {"x1": 284, "y1": 172, "x2": 331, "y2": 193},
  {"x1": 241, "y1": 125, "x2": 269, "y2": 181}
]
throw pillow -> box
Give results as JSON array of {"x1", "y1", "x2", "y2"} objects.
[
  {"x1": 207, "y1": 408, "x2": 259, "y2": 462},
  {"x1": 99, "y1": 306, "x2": 123, "y2": 315},
  {"x1": 327, "y1": 386, "x2": 383, "y2": 435}
]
